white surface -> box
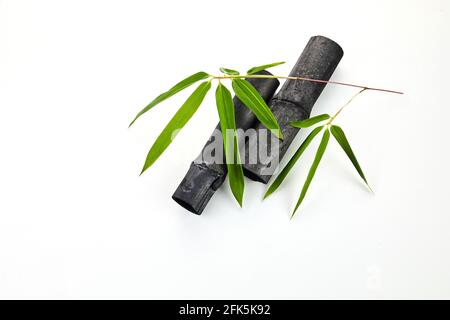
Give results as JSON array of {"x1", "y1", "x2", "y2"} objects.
[{"x1": 0, "y1": 0, "x2": 449, "y2": 299}]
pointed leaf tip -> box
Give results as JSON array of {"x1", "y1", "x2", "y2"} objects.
[
  {"x1": 330, "y1": 125, "x2": 372, "y2": 191},
  {"x1": 247, "y1": 61, "x2": 285, "y2": 75},
  {"x1": 129, "y1": 71, "x2": 209, "y2": 127},
  {"x1": 290, "y1": 114, "x2": 330, "y2": 128},
  {"x1": 292, "y1": 128, "x2": 330, "y2": 217},
  {"x1": 220, "y1": 67, "x2": 239, "y2": 75},
  {"x1": 140, "y1": 81, "x2": 211, "y2": 175},
  {"x1": 264, "y1": 126, "x2": 324, "y2": 199}
]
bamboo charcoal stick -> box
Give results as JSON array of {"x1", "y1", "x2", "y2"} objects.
[
  {"x1": 242, "y1": 36, "x2": 344, "y2": 183},
  {"x1": 172, "y1": 71, "x2": 280, "y2": 215}
]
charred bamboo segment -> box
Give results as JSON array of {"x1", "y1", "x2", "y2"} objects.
[{"x1": 242, "y1": 36, "x2": 344, "y2": 183}]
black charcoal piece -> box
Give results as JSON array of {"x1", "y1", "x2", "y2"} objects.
[
  {"x1": 172, "y1": 71, "x2": 280, "y2": 215},
  {"x1": 242, "y1": 36, "x2": 344, "y2": 183}
]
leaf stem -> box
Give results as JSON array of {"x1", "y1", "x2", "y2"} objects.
[
  {"x1": 326, "y1": 88, "x2": 367, "y2": 126},
  {"x1": 211, "y1": 74, "x2": 403, "y2": 95}
]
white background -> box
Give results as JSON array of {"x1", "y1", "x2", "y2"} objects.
[{"x1": 1, "y1": 0, "x2": 449, "y2": 299}]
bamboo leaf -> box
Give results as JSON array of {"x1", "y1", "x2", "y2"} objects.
[
  {"x1": 231, "y1": 78, "x2": 283, "y2": 139},
  {"x1": 330, "y1": 125, "x2": 372, "y2": 191},
  {"x1": 215, "y1": 83, "x2": 244, "y2": 206},
  {"x1": 247, "y1": 61, "x2": 285, "y2": 75},
  {"x1": 140, "y1": 81, "x2": 211, "y2": 175},
  {"x1": 290, "y1": 114, "x2": 330, "y2": 128},
  {"x1": 220, "y1": 67, "x2": 239, "y2": 75},
  {"x1": 292, "y1": 128, "x2": 330, "y2": 218},
  {"x1": 129, "y1": 71, "x2": 210, "y2": 127},
  {"x1": 264, "y1": 126, "x2": 324, "y2": 199}
]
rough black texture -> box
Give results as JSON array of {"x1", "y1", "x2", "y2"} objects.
[
  {"x1": 242, "y1": 36, "x2": 344, "y2": 183},
  {"x1": 172, "y1": 71, "x2": 280, "y2": 215}
]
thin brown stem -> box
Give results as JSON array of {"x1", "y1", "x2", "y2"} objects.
[{"x1": 213, "y1": 74, "x2": 403, "y2": 95}]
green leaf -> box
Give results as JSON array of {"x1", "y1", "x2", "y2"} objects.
[
  {"x1": 129, "y1": 71, "x2": 210, "y2": 127},
  {"x1": 330, "y1": 125, "x2": 372, "y2": 192},
  {"x1": 231, "y1": 78, "x2": 283, "y2": 139},
  {"x1": 292, "y1": 128, "x2": 330, "y2": 218},
  {"x1": 215, "y1": 83, "x2": 244, "y2": 206},
  {"x1": 140, "y1": 81, "x2": 211, "y2": 175},
  {"x1": 264, "y1": 126, "x2": 324, "y2": 199},
  {"x1": 290, "y1": 114, "x2": 330, "y2": 128},
  {"x1": 247, "y1": 61, "x2": 285, "y2": 75},
  {"x1": 220, "y1": 67, "x2": 239, "y2": 75}
]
